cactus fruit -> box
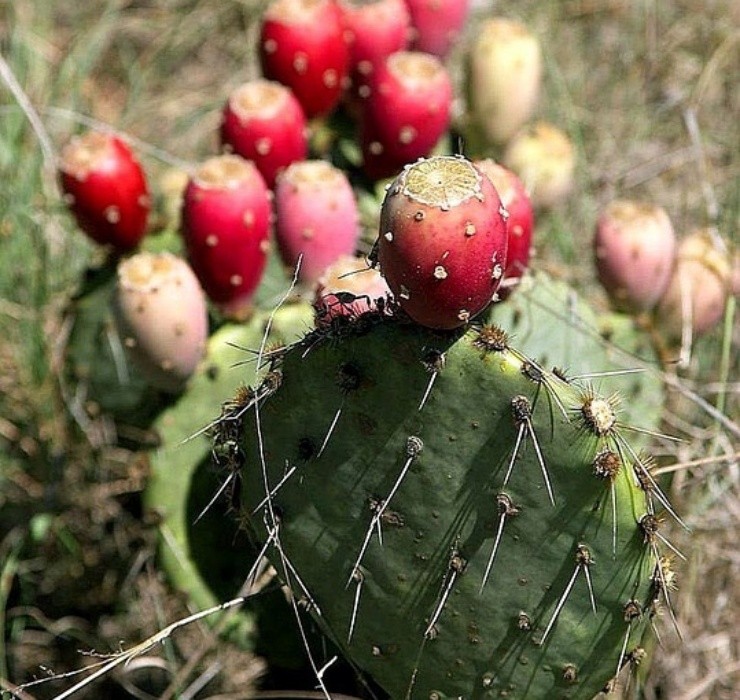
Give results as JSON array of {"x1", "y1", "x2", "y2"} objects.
[
  {"x1": 360, "y1": 51, "x2": 453, "y2": 180},
  {"x1": 59, "y1": 131, "x2": 150, "y2": 251},
  {"x1": 377, "y1": 155, "x2": 508, "y2": 329},
  {"x1": 220, "y1": 80, "x2": 308, "y2": 188},
  {"x1": 229, "y1": 273, "x2": 672, "y2": 699},
  {"x1": 113, "y1": 252, "x2": 208, "y2": 393},
  {"x1": 467, "y1": 18, "x2": 542, "y2": 145},
  {"x1": 474, "y1": 159, "x2": 534, "y2": 293},
  {"x1": 181, "y1": 155, "x2": 271, "y2": 319},
  {"x1": 404, "y1": 0, "x2": 469, "y2": 58},
  {"x1": 594, "y1": 200, "x2": 677, "y2": 313},
  {"x1": 503, "y1": 122, "x2": 576, "y2": 209},
  {"x1": 273, "y1": 160, "x2": 360, "y2": 285},
  {"x1": 259, "y1": 0, "x2": 350, "y2": 118}
]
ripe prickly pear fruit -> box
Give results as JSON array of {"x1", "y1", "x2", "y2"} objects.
[
  {"x1": 377, "y1": 155, "x2": 508, "y2": 329},
  {"x1": 181, "y1": 155, "x2": 271, "y2": 319},
  {"x1": 404, "y1": 0, "x2": 469, "y2": 58},
  {"x1": 113, "y1": 252, "x2": 207, "y2": 393},
  {"x1": 59, "y1": 131, "x2": 150, "y2": 251},
  {"x1": 467, "y1": 17, "x2": 542, "y2": 145},
  {"x1": 360, "y1": 51, "x2": 452, "y2": 180},
  {"x1": 220, "y1": 80, "x2": 308, "y2": 188},
  {"x1": 655, "y1": 228, "x2": 732, "y2": 339},
  {"x1": 594, "y1": 200, "x2": 677, "y2": 313},
  {"x1": 503, "y1": 122, "x2": 576, "y2": 209},
  {"x1": 274, "y1": 160, "x2": 360, "y2": 285},
  {"x1": 314, "y1": 254, "x2": 390, "y2": 325},
  {"x1": 259, "y1": 0, "x2": 350, "y2": 118},
  {"x1": 475, "y1": 158, "x2": 534, "y2": 293}
]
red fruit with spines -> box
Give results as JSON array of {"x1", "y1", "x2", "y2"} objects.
[
  {"x1": 377, "y1": 155, "x2": 509, "y2": 329},
  {"x1": 474, "y1": 158, "x2": 534, "y2": 294},
  {"x1": 220, "y1": 80, "x2": 308, "y2": 188},
  {"x1": 59, "y1": 131, "x2": 150, "y2": 251},
  {"x1": 404, "y1": 0, "x2": 469, "y2": 58},
  {"x1": 274, "y1": 160, "x2": 360, "y2": 285},
  {"x1": 259, "y1": 0, "x2": 350, "y2": 118},
  {"x1": 360, "y1": 51, "x2": 452, "y2": 180},
  {"x1": 181, "y1": 155, "x2": 271, "y2": 319}
]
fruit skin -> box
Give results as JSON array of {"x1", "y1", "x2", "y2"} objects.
[
  {"x1": 273, "y1": 160, "x2": 360, "y2": 285},
  {"x1": 594, "y1": 200, "x2": 677, "y2": 313},
  {"x1": 474, "y1": 158, "x2": 534, "y2": 293},
  {"x1": 259, "y1": 0, "x2": 350, "y2": 118},
  {"x1": 467, "y1": 17, "x2": 542, "y2": 145},
  {"x1": 404, "y1": 0, "x2": 469, "y2": 58},
  {"x1": 113, "y1": 252, "x2": 208, "y2": 393},
  {"x1": 181, "y1": 155, "x2": 271, "y2": 319},
  {"x1": 377, "y1": 155, "x2": 508, "y2": 329},
  {"x1": 220, "y1": 80, "x2": 308, "y2": 188},
  {"x1": 360, "y1": 51, "x2": 452, "y2": 180},
  {"x1": 59, "y1": 131, "x2": 150, "y2": 251}
]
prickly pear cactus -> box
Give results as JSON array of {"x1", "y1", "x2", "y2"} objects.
[{"x1": 231, "y1": 277, "x2": 677, "y2": 699}]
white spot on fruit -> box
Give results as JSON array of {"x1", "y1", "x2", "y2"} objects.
[
  {"x1": 399, "y1": 126, "x2": 417, "y2": 145},
  {"x1": 465, "y1": 222, "x2": 476, "y2": 236},
  {"x1": 230, "y1": 274, "x2": 243, "y2": 286},
  {"x1": 264, "y1": 39, "x2": 277, "y2": 54},
  {"x1": 512, "y1": 224, "x2": 523, "y2": 237},
  {"x1": 414, "y1": 211, "x2": 425, "y2": 221},
  {"x1": 124, "y1": 337, "x2": 137, "y2": 348},
  {"x1": 457, "y1": 309, "x2": 470, "y2": 322},
  {"x1": 260, "y1": 239, "x2": 271, "y2": 254},
  {"x1": 256, "y1": 137, "x2": 272, "y2": 156},
  {"x1": 492, "y1": 264, "x2": 503, "y2": 280},
  {"x1": 358, "y1": 60, "x2": 373, "y2": 76},
  {"x1": 244, "y1": 210, "x2": 255, "y2": 227},
  {"x1": 205, "y1": 234, "x2": 218, "y2": 247},
  {"x1": 358, "y1": 85, "x2": 371, "y2": 99},
  {"x1": 499, "y1": 204, "x2": 510, "y2": 221},
  {"x1": 434, "y1": 265, "x2": 448, "y2": 280},
  {"x1": 323, "y1": 69, "x2": 338, "y2": 88},
  {"x1": 293, "y1": 52, "x2": 308, "y2": 74},
  {"x1": 384, "y1": 231, "x2": 394, "y2": 241},
  {"x1": 104, "y1": 205, "x2": 121, "y2": 224},
  {"x1": 302, "y1": 228, "x2": 314, "y2": 240},
  {"x1": 369, "y1": 141, "x2": 383, "y2": 155},
  {"x1": 400, "y1": 285, "x2": 411, "y2": 300}
]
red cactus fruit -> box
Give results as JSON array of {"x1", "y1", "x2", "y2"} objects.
[
  {"x1": 59, "y1": 131, "x2": 150, "y2": 251},
  {"x1": 314, "y1": 254, "x2": 391, "y2": 325},
  {"x1": 274, "y1": 160, "x2": 360, "y2": 285},
  {"x1": 378, "y1": 155, "x2": 508, "y2": 329},
  {"x1": 404, "y1": 0, "x2": 469, "y2": 58},
  {"x1": 181, "y1": 155, "x2": 271, "y2": 319},
  {"x1": 360, "y1": 51, "x2": 452, "y2": 180},
  {"x1": 467, "y1": 17, "x2": 542, "y2": 145},
  {"x1": 655, "y1": 229, "x2": 732, "y2": 339},
  {"x1": 474, "y1": 158, "x2": 534, "y2": 293},
  {"x1": 220, "y1": 80, "x2": 308, "y2": 188},
  {"x1": 113, "y1": 252, "x2": 208, "y2": 393},
  {"x1": 503, "y1": 122, "x2": 575, "y2": 209},
  {"x1": 259, "y1": 0, "x2": 350, "y2": 118},
  {"x1": 594, "y1": 200, "x2": 677, "y2": 313}
]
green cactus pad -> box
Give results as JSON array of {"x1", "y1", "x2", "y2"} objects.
[{"x1": 236, "y1": 284, "x2": 672, "y2": 698}]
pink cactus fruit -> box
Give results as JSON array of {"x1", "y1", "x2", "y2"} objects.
[
  {"x1": 655, "y1": 229, "x2": 732, "y2": 339},
  {"x1": 467, "y1": 17, "x2": 542, "y2": 145},
  {"x1": 181, "y1": 155, "x2": 271, "y2": 319},
  {"x1": 503, "y1": 122, "x2": 576, "y2": 209},
  {"x1": 594, "y1": 200, "x2": 677, "y2": 313},
  {"x1": 340, "y1": 0, "x2": 410, "y2": 98},
  {"x1": 360, "y1": 51, "x2": 452, "y2": 180},
  {"x1": 474, "y1": 158, "x2": 533, "y2": 293},
  {"x1": 314, "y1": 254, "x2": 391, "y2": 325},
  {"x1": 220, "y1": 80, "x2": 308, "y2": 188},
  {"x1": 404, "y1": 0, "x2": 469, "y2": 58},
  {"x1": 377, "y1": 155, "x2": 508, "y2": 329},
  {"x1": 113, "y1": 252, "x2": 208, "y2": 393},
  {"x1": 59, "y1": 131, "x2": 150, "y2": 251},
  {"x1": 259, "y1": 0, "x2": 350, "y2": 118},
  {"x1": 274, "y1": 160, "x2": 360, "y2": 285}
]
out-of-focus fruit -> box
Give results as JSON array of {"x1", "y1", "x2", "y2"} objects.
[
  {"x1": 404, "y1": 0, "x2": 469, "y2": 58},
  {"x1": 594, "y1": 200, "x2": 677, "y2": 313},
  {"x1": 59, "y1": 131, "x2": 150, "y2": 251},
  {"x1": 113, "y1": 252, "x2": 208, "y2": 393}
]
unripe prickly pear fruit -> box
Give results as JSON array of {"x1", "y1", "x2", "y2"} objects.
[
  {"x1": 361, "y1": 51, "x2": 452, "y2": 180},
  {"x1": 59, "y1": 131, "x2": 150, "y2": 251},
  {"x1": 467, "y1": 17, "x2": 542, "y2": 145},
  {"x1": 259, "y1": 0, "x2": 350, "y2": 118},
  {"x1": 113, "y1": 252, "x2": 207, "y2": 393},
  {"x1": 181, "y1": 155, "x2": 271, "y2": 319},
  {"x1": 655, "y1": 228, "x2": 732, "y2": 338},
  {"x1": 503, "y1": 122, "x2": 576, "y2": 209},
  {"x1": 474, "y1": 158, "x2": 534, "y2": 292},
  {"x1": 220, "y1": 80, "x2": 308, "y2": 188},
  {"x1": 377, "y1": 155, "x2": 508, "y2": 329},
  {"x1": 404, "y1": 0, "x2": 469, "y2": 58},
  {"x1": 594, "y1": 200, "x2": 677, "y2": 313},
  {"x1": 274, "y1": 160, "x2": 360, "y2": 285}
]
